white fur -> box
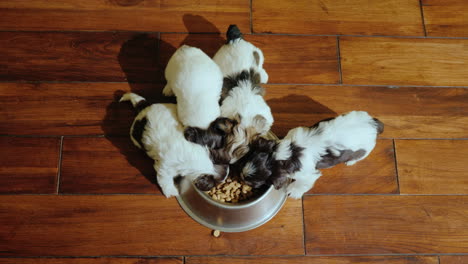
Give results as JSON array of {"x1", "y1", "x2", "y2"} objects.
[
  {"x1": 315, "y1": 111, "x2": 379, "y2": 166},
  {"x1": 164, "y1": 45, "x2": 223, "y2": 129},
  {"x1": 213, "y1": 38, "x2": 269, "y2": 83},
  {"x1": 220, "y1": 80, "x2": 274, "y2": 135},
  {"x1": 280, "y1": 111, "x2": 380, "y2": 199},
  {"x1": 213, "y1": 38, "x2": 273, "y2": 135},
  {"x1": 120, "y1": 93, "x2": 220, "y2": 198}
]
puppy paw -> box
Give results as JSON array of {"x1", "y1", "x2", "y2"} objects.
[
  {"x1": 286, "y1": 182, "x2": 306, "y2": 199},
  {"x1": 162, "y1": 84, "x2": 175, "y2": 96},
  {"x1": 345, "y1": 160, "x2": 358, "y2": 166},
  {"x1": 161, "y1": 186, "x2": 179, "y2": 198}
]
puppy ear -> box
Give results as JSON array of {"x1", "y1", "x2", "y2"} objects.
[
  {"x1": 234, "y1": 113, "x2": 242, "y2": 123},
  {"x1": 184, "y1": 127, "x2": 200, "y2": 143},
  {"x1": 373, "y1": 118, "x2": 384, "y2": 134},
  {"x1": 252, "y1": 115, "x2": 268, "y2": 135},
  {"x1": 211, "y1": 117, "x2": 237, "y2": 134},
  {"x1": 194, "y1": 175, "x2": 216, "y2": 191}
]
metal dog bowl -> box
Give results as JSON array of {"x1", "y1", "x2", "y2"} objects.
[{"x1": 176, "y1": 132, "x2": 288, "y2": 232}]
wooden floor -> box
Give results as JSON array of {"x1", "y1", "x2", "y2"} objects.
[{"x1": 1, "y1": 0, "x2": 467, "y2": 263}]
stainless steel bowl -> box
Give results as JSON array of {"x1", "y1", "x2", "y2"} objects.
[{"x1": 176, "y1": 132, "x2": 288, "y2": 232}]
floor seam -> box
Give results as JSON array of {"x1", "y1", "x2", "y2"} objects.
[{"x1": 56, "y1": 136, "x2": 64, "y2": 195}]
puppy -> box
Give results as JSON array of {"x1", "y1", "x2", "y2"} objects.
[
  {"x1": 213, "y1": 25, "x2": 273, "y2": 136},
  {"x1": 163, "y1": 45, "x2": 223, "y2": 129},
  {"x1": 312, "y1": 111, "x2": 385, "y2": 169},
  {"x1": 120, "y1": 92, "x2": 229, "y2": 197},
  {"x1": 233, "y1": 111, "x2": 383, "y2": 199}
]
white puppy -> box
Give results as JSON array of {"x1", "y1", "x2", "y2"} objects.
[
  {"x1": 213, "y1": 25, "x2": 273, "y2": 136},
  {"x1": 233, "y1": 111, "x2": 383, "y2": 199},
  {"x1": 163, "y1": 45, "x2": 223, "y2": 129},
  {"x1": 120, "y1": 92, "x2": 229, "y2": 198}
]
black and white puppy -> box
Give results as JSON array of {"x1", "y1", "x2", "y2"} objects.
[
  {"x1": 120, "y1": 92, "x2": 230, "y2": 197},
  {"x1": 232, "y1": 111, "x2": 384, "y2": 199}
]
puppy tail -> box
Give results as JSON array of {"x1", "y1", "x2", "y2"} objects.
[
  {"x1": 226, "y1": 24, "x2": 243, "y2": 44},
  {"x1": 119, "y1": 92, "x2": 151, "y2": 113}
]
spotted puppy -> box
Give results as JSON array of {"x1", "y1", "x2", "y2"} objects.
[
  {"x1": 120, "y1": 92, "x2": 230, "y2": 197},
  {"x1": 232, "y1": 111, "x2": 384, "y2": 199}
]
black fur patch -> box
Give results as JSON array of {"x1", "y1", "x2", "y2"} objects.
[
  {"x1": 373, "y1": 118, "x2": 385, "y2": 134},
  {"x1": 253, "y1": 51, "x2": 260, "y2": 66},
  {"x1": 226, "y1": 24, "x2": 243, "y2": 43},
  {"x1": 135, "y1": 100, "x2": 152, "y2": 113},
  {"x1": 316, "y1": 148, "x2": 367, "y2": 169},
  {"x1": 281, "y1": 143, "x2": 305, "y2": 174},
  {"x1": 220, "y1": 68, "x2": 265, "y2": 104},
  {"x1": 132, "y1": 117, "x2": 147, "y2": 150},
  {"x1": 194, "y1": 174, "x2": 216, "y2": 191},
  {"x1": 184, "y1": 117, "x2": 237, "y2": 149},
  {"x1": 232, "y1": 137, "x2": 278, "y2": 188}
]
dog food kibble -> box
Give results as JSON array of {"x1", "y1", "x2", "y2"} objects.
[
  {"x1": 206, "y1": 179, "x2": 253, "y2": 203},
  {"x1": 212, "y1": 230, "x2": 221, "y2": 237}
]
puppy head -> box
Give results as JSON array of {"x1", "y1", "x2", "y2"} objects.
[
  {"x1": 184, "y1": 117, "x2": 238, "y2": 149},
  {"x1": 235, "y1": 137, "x2": 277, "y2": 188}
]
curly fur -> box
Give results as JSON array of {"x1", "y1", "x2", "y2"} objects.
[
  {"x1": 120, "y1": 92, "x2": 228, "y2": 197},
  {"x1": 163, "y1": 45, "x2": 223, "y2": 129}
]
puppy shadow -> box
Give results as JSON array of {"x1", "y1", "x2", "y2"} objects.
[
  {"x1": 101, "y1": 14, "x2": 224, "y2": 192},
  {"x1": 267, "y1": 94, "x2": 337, "y2": 137}
]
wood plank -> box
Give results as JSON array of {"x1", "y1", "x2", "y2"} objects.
[
  {"x1": 340, "y1": 37, "x2": 468, "y2": 86},
  {"x1": 0, "y1": 196, "x2": 303, "y2": 256},
  {"x1": 304, "y1": 196, "x2": 468, "y2": 254},
  {"x1": 396, "y1": 140, "x2": 468, "y2": 194},
  {"x1": 60, "y1": 137, "x2": 159, "y2": 194},
  {"x1": 2, "y1": 83, "x2": 467, "y2": 138},
  {"x1": 187, "y1": 256, "x2": 438, "y2": 264},
  {"x1": 0, "y1": 1, "x2": 249, "y2": 32},
  {"x1": 160, "y1": 34, "x2": 339, "y2": 84},
  {"x1": 0, "y1": 258, "x2": 182, "y2": 264},
  {"x1": 264, "y1": 85, "x2": 468, "y2": 138},
  {"x1": 422, "y1": 0, "x2": 468, "y2": 37},
  {"x1": 439, "y1": 256, "x2": 468, "y2": 264},
  {"x1": 253, "y1": 0, "x2": 424, "y2": 36},
  {"x1": 0, "y1": 32, "x2": 159, "y2": 82},
  {"x1": 310, "y1": 139, "x2": 397, "y2": 194},
  {"x1": 0, "y1": 137, "x2": 59, "y2": 194},
  {"x1": 0, "y1": 82, "x2": 174, "y2": 136}
]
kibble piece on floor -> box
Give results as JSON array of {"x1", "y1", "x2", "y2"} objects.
[{"x1": 212, "y1": 230, "x2": 221, "y2": 237}]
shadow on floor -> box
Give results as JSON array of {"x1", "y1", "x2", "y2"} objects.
[{"x1": 101, "y1": 14, "x2": 225, "y2": 191}]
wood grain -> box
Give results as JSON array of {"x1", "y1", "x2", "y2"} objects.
[
  {"x1": 0, "y1": 137, "x2": 59, "y2": 194},
  {"x1": 0, "y1": 258, "x2": 182, "y2": 264},
  {"x1": 396, "y1": 140, "x2": 468, "y2": 194},
  {"x1": 264, "y1": 85, "x2": 468, "y2": 138},
  {"x1": 310, "y1": 139, "x2": 397, "y2": 194},
  {"x1": 0, "y1": 1, "x2": 249, "y2": 32},
  {"x1": 60, "y1": 137, "x2": 159, "y2": 194},
  {"x1": 340, "y1": 37, "x2": 468, "y2": 86},
  {"x1": 422, "y1": 0, "x2": 468, "y2": 37},
  {"x1": 187, "y1": 256, "x2": 438, "y2": 264},
  {"x1": 0, "y1": 32, "x2": 159, "y2": 82},
  {"x1": 439, "y1": 256, "x2": 468, "y2": 264},
  {"x1": 0, "y1": 196, "x2": 303, "y2": 256},
  {"x1": 160, "y1": 34, "x2": 339, "y2": 84},
  {"x1": 0, "y1": 82, "x2": 173, "y2": 136},
  {"x1": 253, "y1": 0, "x2": 424, "y2": 36},
  {"x1": 304, "y1": 196, "x2": 468, "y2": 254}
]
